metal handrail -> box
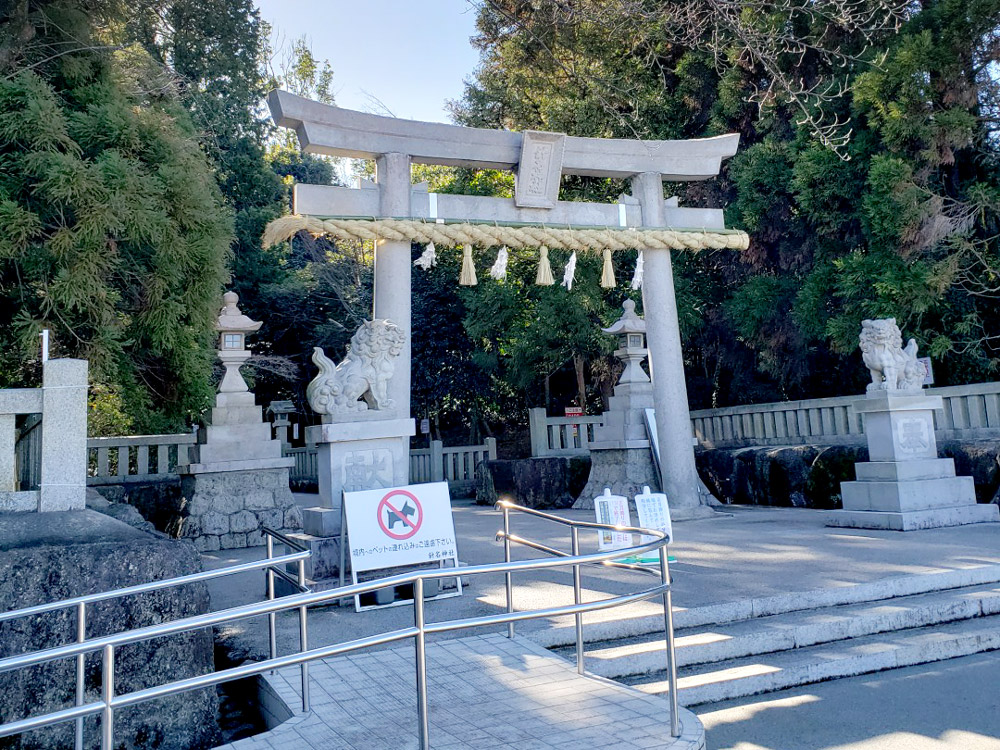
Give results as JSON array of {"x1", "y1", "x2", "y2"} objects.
[
  {"x1": 494, "y1": 499, "x2": 679, "y2": 736},
  {"x1": 0, "y1": 502, "x2": 679, "y2": 750}
]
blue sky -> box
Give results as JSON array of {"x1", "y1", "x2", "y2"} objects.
[{"x1": 256, "y1": 0, "x2": 481, "y2": 123}]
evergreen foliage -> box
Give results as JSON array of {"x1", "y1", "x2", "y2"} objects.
[
  {"x1": 0, "y1": 1, "x2": 231, "y2": 430},
  {"x1": 457, "y1": 0, "x2": 1000, "y2": 407}
]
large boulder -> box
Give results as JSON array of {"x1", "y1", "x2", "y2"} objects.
[
  {"x1": 0, "y1": 510, "x2": 220, "y2": 750},
  {"x1": 476, "y1": 457, "x2": 591, "y2": 509},
  {"x1": 697, "y1": 439, "x2": 1000, "y2": 509}
]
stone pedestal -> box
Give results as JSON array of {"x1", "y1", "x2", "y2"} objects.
[
  {"x1": 828, "y1": 393, "x2": 999, "y2": 530},
  {"x1": 577, "y1": 381, "x2": 659, "y2": 507},
  {"x1": 305, "y1": 417, "x2": 415, "y2": 536}
]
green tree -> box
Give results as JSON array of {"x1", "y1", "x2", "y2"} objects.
[{"x1": 0, "y1": 2, "x2": 232, "y2": 429}]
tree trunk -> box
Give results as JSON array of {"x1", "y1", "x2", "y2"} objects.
[{"x1": 574, "y1": 354, "x2": 586, "y2": 414}]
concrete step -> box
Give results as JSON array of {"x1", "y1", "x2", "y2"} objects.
[
  {"x1": 566, "y1": 582, "x2": 1000, "y2": 679},
  {"x1": 529, "y1": 564, "x2": 1000, "y2": 649},
  {"x1": 623, "y1": 614, "x2": 1000, "y2": 706}
]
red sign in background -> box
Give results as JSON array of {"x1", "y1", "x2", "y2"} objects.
[{"x1": 377, "y1": 489, "x2": 423, "y2": 540}]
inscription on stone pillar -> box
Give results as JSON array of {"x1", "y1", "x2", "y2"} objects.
[
  {"x1": 342, "y1": 449, "x2": 393, "y2": 492},
  {"x1": 896, "y1": 417, "x2": 930, "y2": 455}
]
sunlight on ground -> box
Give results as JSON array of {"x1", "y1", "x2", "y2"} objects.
[
  {"x1": 698, "y1": 693, "x2": 820, "y2": 730},
  {"x1": 678, "y1": 662, "x2": 782, "y2": 688},
  {"x1": 676, "y1": 631, "x2": 733, "y2": 647},
  {"x1": 707, "y1": 732, "x2": 1000, "y2": 750}
]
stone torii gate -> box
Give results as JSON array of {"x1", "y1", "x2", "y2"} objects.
[{"x1": 267, "y1": 90, "x2": 745, "y2": 520}]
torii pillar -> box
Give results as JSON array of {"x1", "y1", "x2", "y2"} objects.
[
  {"x1": 374, "y1": 152, "x2": 413, "y2": 415},
  {"x1": 633, "y1": 173, "x2": 712, "y2": 518}
]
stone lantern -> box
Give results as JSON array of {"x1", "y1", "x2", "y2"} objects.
[
  {"x1": 576, "y1": 299, "x2": 657, "y2": 505},
  {"x1": 180, "y1": 290, "x2": 301, "y2": 552},
  {"x1": 216, "y1": 291, "x2": 261, "y2": 394},
  {"x1": 603, "y1": 299, "x2": 649, "y2": 386}
]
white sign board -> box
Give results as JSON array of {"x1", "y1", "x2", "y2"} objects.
[
  {"x1": 593, "y1": 488, "x2": 632, "y2": 551},
  {"x1": 343, "y1": 481, "x2": 459, "y2": 573},
  {"x1": 635, "y1": 486, "x2": 673, "y2": 546},
  {"x1": 918, "y1": 356, "x2": 934, "y2": 386}
]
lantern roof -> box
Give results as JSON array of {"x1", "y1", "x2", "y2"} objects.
[
  {"x1": 602, "y1": 299, "x2": 646, "y2": 336},
  {"x1": 216, "y1": 291, "x2": 262, "y2": 333}
]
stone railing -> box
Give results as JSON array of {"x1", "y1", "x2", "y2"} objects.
[
  {"x1": 87, "y1": 433, "x2": 197, "y2": 485},
  {"x1": 286, "y1": 446, "x2": 318, "y2": 485},
  {"x1": 528, "y1": 408, "x2": 604, "y2": 457},
  {"x1": 527, "y1": 381, "x2": 1000, "y2": 455},
  {"x1": 282, "y1": 439, "x2": 497, "y2": 493},
  {"x1": 410, "y1": 439, "x2": 498, "y2": 486},
  {"x1": 691, "y1": 381, "x2": 1000, "y2": 449}
]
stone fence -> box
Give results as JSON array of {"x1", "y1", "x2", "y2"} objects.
[
  {"x1": 87, "y1": 433, "x2": 198, "y2": 485},
  {"x1": 3, "y1": 359, "x2": 88, "y2": 512},
  {"x1": 528, "y1": 381, "x2": 1000, "y2": 455},
  {"x1": 285, "y1": 439, "x2": 497, "y2": 495},
  {"x1": 528, "y1": 409, "x2": 604, "y2": 457},
  {"x1": 691, "y1": 381, "x2": 1000, "y2": 449}
]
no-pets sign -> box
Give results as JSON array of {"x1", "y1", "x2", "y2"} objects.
[{"x1": 344, "y1": 482, "x2": 458, "y2": 573}]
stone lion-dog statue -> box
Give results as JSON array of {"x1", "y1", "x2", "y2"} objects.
[
  {"x1": 306, "y1": 319, "x2": 406, "y2": 416},
  {"x1": 859, "y1": 318, "x2": 925, "y2": 393}
]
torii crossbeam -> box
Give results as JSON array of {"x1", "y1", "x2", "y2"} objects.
[{"x1": 267, "y1": 90, "x2": 745, "y2": 519}]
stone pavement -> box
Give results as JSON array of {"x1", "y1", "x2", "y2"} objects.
[
  {"x1": 214, "y1": 633, "x2": 705, "y2": 750},
  {"x1": 203, "y1": 501, "x2": 1000, "y2": 661}
]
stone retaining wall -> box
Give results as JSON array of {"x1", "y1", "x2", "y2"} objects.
[{"x1": 178, "y1": 468, "x2": 302, "y2": 551}]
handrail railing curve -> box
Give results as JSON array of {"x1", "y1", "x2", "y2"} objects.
[{"x1": 0, "y1": 501, "x2": 680, "y2": 749}]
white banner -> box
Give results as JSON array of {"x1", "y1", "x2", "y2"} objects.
[
  {"x1": 593, "y1": 488, "x2": 632, "y2": 551},
  {"x1": 343, "y1": 481, "x2": 458, "y2": 573},
  {"x1": 635, "y1": 486, "x2": 673, "y2": 546}
]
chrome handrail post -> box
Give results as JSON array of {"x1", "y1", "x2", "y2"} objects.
[
  {"x1": 571, "y1": 526, "x2": 584, "y2": 675},
  {"x1": 75, "y1": 602, "x2": 85, "y2": 750},
  {"x1": 413, "y1": 581, "x2": 430, "y2": 749},
  {"x1": 502, "y1": 504, "x2": 514, "y2": 638},
  {"x1": 100, "y1": 644, "x2": 114, "y2": 750},
  {"x1": 659, "y1": 545, "x2": 679, "y2": 738},
  {"x1": 297, "y1": 557, "x2": 310, "y2": 713},
  {"x1": 266, "y1": 534, "x2": 277, "y2": 664}
]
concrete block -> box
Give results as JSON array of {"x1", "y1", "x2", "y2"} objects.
[
  {"x1": 854, "y1": 459, "x2": 956, "y2": 482},
  {"x1": 841, "y1": 476, "x2": 977, "y2": 513},
  {"x1": 0, "y1": 490, "x2": 39, "y2": 512},
  {"x1": 0, "y1": 414, "x2": 14, "y2": 491},
  {"x1": 302, "y1": 506, "x2": 341, "y2": 537},
  {"x1": 285, "y1": 532, "x2": 344, "y2": 580},
  {"x1": 827, "y1": 503, "x2": 999, "y2": 531},
  {"x1": 38, "y1": 359, "x2": 87, "y2": 512}
]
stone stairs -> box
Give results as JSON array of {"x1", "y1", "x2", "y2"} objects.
[{"x1": 535, "y1": 565, "x2": 1000, "y2": 707}]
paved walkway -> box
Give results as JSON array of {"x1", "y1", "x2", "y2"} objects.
[
  {"x1": 203, "y1": 502, "x2": 1000, "y2": 661},
  {"x1": 215, "y1": 634, "x2": 705, "y2": 750},
  {"x1": 699, "y1": 651, "x2": 1000, "y2": 749}
]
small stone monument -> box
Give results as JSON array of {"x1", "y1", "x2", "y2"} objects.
[
  {"x1": 575, "y1": 300, "x2": 659, "y2": 507},
  {"x1": 180, "y1": 292, "x2": 302, "y2": 550},
  {"x1": 828, "y1": 318, "x2": 999, "y2": 530}
]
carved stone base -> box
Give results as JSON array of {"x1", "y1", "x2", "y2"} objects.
[
  {"x1": 574, "y1": 447, "x2": 658, "y2": 509},
  {"x1": 178, "y1": 466, "x2": 301, "y2": 551},
  {"x1": 305, "y1": 418, "x2": 416, "y2": 535}
]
